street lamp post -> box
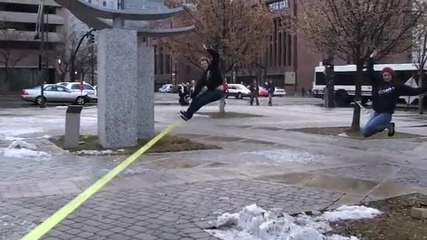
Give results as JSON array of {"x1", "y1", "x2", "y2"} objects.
[
  {"x1": 70, "y1": 28, "x2": 96, "y2": 82},
  {"x1": 35, "y1": 0, "x2": 46, "y2": 108}
]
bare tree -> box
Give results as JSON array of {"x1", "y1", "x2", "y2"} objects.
[
  {"x1": 0, "y1": 21, "x2": 28, "y2": 85},
  {"x1": 296, "y1": 0, "x2": 424, "y2": 131},
  {"x1": 413, "y1": 0, "x2": 427, "y2": 114},
  {"x1": 74, "y1": 42, "x2": 95, "y2": 81},
  {"x1": 55, "y1": 46, "x2": 70, "y2": 81},
  {"x1": 160, "y1": 0, "x2": 273, "y2": 73},
  {"x1": 55, "y1": 31, "x2": 96, "y2": 82}
]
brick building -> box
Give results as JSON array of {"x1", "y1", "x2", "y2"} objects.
[{"x1": 154, "y1": 0, "x2": 412, "y2": 94}]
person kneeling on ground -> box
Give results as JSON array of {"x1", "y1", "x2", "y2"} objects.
[
  {"x1": 363, "y1": 50, "x2": 427, "y2": 138},
  {"x1": 180, "y1": 45, "x2": 224, "y2": 121}
]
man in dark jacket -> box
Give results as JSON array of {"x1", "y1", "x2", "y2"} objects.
[
  {"x1": 266, "y1": 80, "x2": 275, "y2": 106},
  {"x1": 363, "y1": 50, "x2": 427, "y2": 137},
  {"x1": 180, "y1": 45, "x2": 224, "y2": 121},
  {"x1": 249, "y1": 79, "x2": 259, "y2": 106}
]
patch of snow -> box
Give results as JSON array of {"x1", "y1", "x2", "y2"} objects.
[
  {"x1": 76, "y1": 150, "x2": 114, "y2": 155},
  {"x1": 0, "y1": 148, "x2": 51, "y2": 160},
  {"x1": 321, "y1": 205, "x2": 382, "y2": 222},
  {"x1": 206, "y1": 204, "x2": 382, "y2": 240},
  {"x1": 194, "y1": 113, "x2": 210, "y2": 118},
  {"x1": 8, "y1": 140, "x2": 37, "y2": 150},
  {"x1": 327, "y1": 235, "x2": 359, "y2": 240},
  {"x1": 240, "y1": 149, "x2": 325, "y2": 164},
  {"x1": 5, "y1": 136, "x2": 25, "y2": 141},
  {"x1": 337, "y1": 133, "x2": 349, "y2": 138}
]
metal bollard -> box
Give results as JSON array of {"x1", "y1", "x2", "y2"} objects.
[{"x1": 64, "y1": 105, "x2": 83, "y2": 148}]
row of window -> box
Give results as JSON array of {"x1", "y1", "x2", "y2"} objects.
[{"x1": 0, "y1": 3, "x2": 56, "y2": 14}]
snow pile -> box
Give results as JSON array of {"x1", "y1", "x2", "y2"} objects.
[
  {"x1": 76, "y1": 149, "x2": 125, "y2": 155},
  {"x1": 322, "y1": 205, "x2": 382, "y2": 222},
  {"x1": 206, "y1": 204, "x2": 382, "y2": 240},
  {"x1": 0, "y1": 140, "x2": 51, "y2": 160}
]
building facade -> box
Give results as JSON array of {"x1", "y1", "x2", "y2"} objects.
[
  {"x1": 155, "y1": 0, "x2": 412, "y2": 94},
  {"x1": 0, "y1": 0, "x2": 65, "y2": 92}
]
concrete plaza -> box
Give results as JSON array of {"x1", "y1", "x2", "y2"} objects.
[{"x1": 0, "y1": 96, "x2": 426, "y2": 239}]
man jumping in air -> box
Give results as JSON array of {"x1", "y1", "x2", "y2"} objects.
[
  {"x1": 363, "y1": 50, "x2": 427, "y2": 137},
  {"x1": 180, "y1": 45, "x2": 224, "y2": 121}
]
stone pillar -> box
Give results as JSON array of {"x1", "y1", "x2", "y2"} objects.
[
  {"x1": 97, "y1": 28, "x2": 138, "y2": 148},
  {"x1": 136, "y1": 36, "x2": 155, "y2": 139}
]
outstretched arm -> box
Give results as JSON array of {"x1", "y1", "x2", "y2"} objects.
[
  {"x1": 367, "y1": 51, "x2": 381, "y2": 85},
  {"x1": 397, "y1": 84, "x2": 427, "y2": 96}
]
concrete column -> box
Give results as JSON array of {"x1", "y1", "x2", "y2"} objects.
[
  {"x1": 97, "y1": 28, "x2": 138, "y2": 148},
  {"x1": 136, "y1": 36, "x2": 155, "y2": 139}
]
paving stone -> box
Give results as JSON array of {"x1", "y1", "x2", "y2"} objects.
[{"x1": 392, "y1": 167, "x2": 427, "y2": 188}]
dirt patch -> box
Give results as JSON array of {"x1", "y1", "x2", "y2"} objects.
[
  {"x1": 197, "y1": 112, "x2": 263, "y2": 119},
  {"x1": 332, "y1": 193, "x2": 427, "y2": 240},
  {"x1": 49, "y1": 134, "x2": 221, "y2": 156},
  {"x1": 289, "y1": 126, "x2": 421, "y2": 140}
]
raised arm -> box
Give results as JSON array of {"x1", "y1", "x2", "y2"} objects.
[
  {"x1": 206, "y1": 48, "x2": 220, "y2": 69},
  {"x1": 367, "y1": 52, "x2": 381, "y2": 85}
]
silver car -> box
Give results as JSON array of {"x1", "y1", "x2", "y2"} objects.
[
  {"x1": 57, "y1": 81, "x2": 97, "y2": 101},
  {"x1": 21, "y1": 84, "x2": 89, "y2": 105}
]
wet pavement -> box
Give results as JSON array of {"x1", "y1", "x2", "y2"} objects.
[{"x1": 1, "y1": 98, "x2": 427, "y2": 239}]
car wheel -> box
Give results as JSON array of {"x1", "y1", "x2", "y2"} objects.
[
  {"x1": 237, "y1": 93, "x2": 242, "y2": 99},
  {"x1": 35, "y1": 96, "x2": 46, "y2": 106},
  {"x1": 76, "y1": 96, "x2": 86, "y2": 105}
]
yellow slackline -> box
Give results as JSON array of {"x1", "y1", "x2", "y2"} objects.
[{"x1": 22, "y1": 120, "x2": 181, "y2": 240}]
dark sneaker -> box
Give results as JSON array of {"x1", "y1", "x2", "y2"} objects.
[
  {"x1": 387, "y1": 122, "x2": 395, "y2": 137},
  {"x1": 180, "y1": 111, "x2": 189, "y2": 121}
]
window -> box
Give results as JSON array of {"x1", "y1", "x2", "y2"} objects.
[
  {"x1": 268, "y1": 0, "x2": 289, "y2": 11},
  {"x1": 83, "y1": 84, "x2": 94, "y2": 90},
  {"x1": 45, "y1": 86, "x2": 59, "y2": 91},
  {"x1": 71, "y1": 84, "x2": 81, "y2": 90},
  {"x1": 57, "y1": 86, "x2": 68, "y2": 92}
]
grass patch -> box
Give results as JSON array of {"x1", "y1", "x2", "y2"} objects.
[
  {"x1": 197, "y1": 111, "x2": 263, "y2": 119},
  {"x1": 289, "y1": 126, "x2": 421, "y2": 140},
  {"x1": 332, "y1": 193, "x2": 427, "y2": 240},
  {"x1": 49, "y1": 134, "x2": 221, "y2": 156}
]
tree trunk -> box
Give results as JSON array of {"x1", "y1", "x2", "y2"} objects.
[
  {"x1": 218, "y1": 58, "x2": 226, "y2": 115},
  {"x1": 4, "y1": 66, "x2": 8, "y2": 83},
  {"x1": 351, "y1": 60, "x2": 364, "y2": 131},
  {"x1": 419, "y1": 70, "x2": 424, "y2": 114}
]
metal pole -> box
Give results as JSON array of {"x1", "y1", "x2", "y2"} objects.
[
  {"x1": 91, "y1": 44, "x2": 95, "y2": 85},
  {"x1": 71, "y1": 28, "x2": 95, "y2": 82},
  {"x1": 39, "y1": 0, "x2": 46, "y2": 108}
]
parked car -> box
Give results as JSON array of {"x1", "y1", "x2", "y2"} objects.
[
  {"x1": 225, "y1": 84, "x2": 251, "y2": 99},
  {"x1": 274, "y1": 87, "x2": 286, "y2": 97},
  {"x1": 159, "y1": 84, "x2": 175, "y2": 93},
  {"x1": 258, "y1": 86, "x2": 269, "y2": 97},
  {"x1": 21, "y1": 84, "x2": 89, "y2": 105},
  {"x1": 57, "y1": 81, "x2": 97, "y2": 101}
]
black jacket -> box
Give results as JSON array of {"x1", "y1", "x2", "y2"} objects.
[
  {"x1": 249, "y1": 83, "x2": 259, "y2": 92},
  {"x1": 266, "y1": 82, "x2": 275, "y2": 93},
  {"x1": 367, "y1": 57, "x2": 427, "y2": 114},
  {"x1": 192, "y1": 49, "x2": 223, "y2": 98}
]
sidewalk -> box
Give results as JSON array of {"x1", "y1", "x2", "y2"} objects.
[{"x1": 0, "y1": 103, "x2": 426, "y2": 239}]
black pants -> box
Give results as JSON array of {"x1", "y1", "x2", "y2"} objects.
[
  {"x1": 250, "y1": 92, "x2": 259, "y2": 105},
  {"x1": 186, "y1": 89, "x2": 223, "y2": 119}
]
